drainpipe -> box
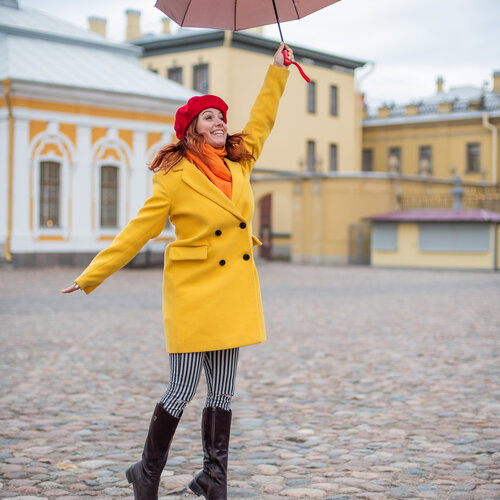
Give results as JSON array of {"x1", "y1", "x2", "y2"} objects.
[
  {"x1": 482, "y1": 112, "x2": 498, "y2": 184},
  {"x1": 355, "y1": 61, "x2": 375, "y2": 93},
  {"x1": 494, "y1": 223, "x2": 498, "y2": 271},
  {"x1": 3, "y1": 79, "x2": 14, "y2": 262}
]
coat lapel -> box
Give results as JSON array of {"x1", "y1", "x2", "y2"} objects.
[{"x1": 181, "y1": 158, "x2": 244, "y2": 221}]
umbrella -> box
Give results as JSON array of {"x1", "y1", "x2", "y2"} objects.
[{"x1": 154, "y1": 0, "x2": 343, "y2": 82}]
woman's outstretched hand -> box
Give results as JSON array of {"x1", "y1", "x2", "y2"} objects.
[
  {"x1": 273, "y1": 42, "x2": 294, "y2": 68},
  {"x1": 61, "y1": 282, "x2": 80, "y2": 294}
]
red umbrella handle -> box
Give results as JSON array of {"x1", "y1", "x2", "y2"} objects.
[{"x1": 283, "y1": 49, "x2": 311, "y2": 83}]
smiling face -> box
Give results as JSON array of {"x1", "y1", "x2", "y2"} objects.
[{"x1": 195, "y1": 107, "x2": 228, "y2": 148}]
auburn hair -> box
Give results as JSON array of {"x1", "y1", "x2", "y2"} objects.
[{"x1": 149, "y1": 118, "x2": 255, "y2": 173}]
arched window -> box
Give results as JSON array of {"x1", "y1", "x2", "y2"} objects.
[
  {"x1": 39, "y1": 161, "x2": 61, "y2": 228},
  {"x1": 100, "y1": 165, "x2": 119, "y2": 227}
]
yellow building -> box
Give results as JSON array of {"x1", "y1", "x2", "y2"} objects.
[
  {"x1": 0, "y1": 1, "x2": 195, "y2": 266},
  {"x1": 362, "y1": 74, "x2": 500, "y2": 184},
  {"x1": 360, "y1": 74, "x2": 500, "y2": 269}
]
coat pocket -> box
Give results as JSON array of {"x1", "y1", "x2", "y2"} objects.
[
  {"x1": 252, "y1": 235, "x2": 263, "y2": 247},
  {"x1": 169, "y1": 245, "x2": 208, "y2": 261}
]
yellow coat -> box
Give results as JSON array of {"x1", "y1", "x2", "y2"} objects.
[{"x1": 75, "y1": 65, "x2": 289, "y2": 353}]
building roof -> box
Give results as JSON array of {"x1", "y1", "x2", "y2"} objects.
[
  {"x1": 366, "y1": 209, "x2": 500, "y2": 223},
  {"x1": 0, "y1": 1, "x2": 195, "y2": 102},
  {"x1": 133, "y1": 30, "x2": 366, "y2": 73},
  {"x1": 0, "y1": 0, "x2": 133, "y2": 53},
  {"x1": 364, "y1": 80, "x2": 500, "y2": 126}
]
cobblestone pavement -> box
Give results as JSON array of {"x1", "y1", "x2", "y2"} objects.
[{"x1": 1, "y1": 263, "x2": 499, "y2": 500}]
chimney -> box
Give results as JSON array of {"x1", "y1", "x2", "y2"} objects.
[
  {"x1": 126, "y1": 9, "x2": 141, "y2": 41},
  {"x1": 436, "y1": 76, "x2": 444, "y2": 93},
  {"x1": 162, "y1": 18, "x2": 171, "y2": 34},
  {"x1": 246, "y1": 27, "x2": 264, "y2": 36},
  {"x1": 438, "y1": 101, "x2": 453, "y2": 114},
  {"x1": 405, "y1": 104, "x2": 419, "y2": 116},
  {"x1": 377, "y1": 105, "x2": 391, "y2": 118},
  {"x1": 493, "y1": 70, "x2": 500, "y2": 94},
  {"x1": 88, "y1": 16, "x2": 107, "y2": 37}
]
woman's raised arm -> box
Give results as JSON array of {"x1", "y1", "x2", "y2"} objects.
[{"x1": 241, "y1": 44, "x2": 292, "y2": 169}]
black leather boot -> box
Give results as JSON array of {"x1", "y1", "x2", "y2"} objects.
[
  {"x1": 189, "y1": 407, "x2": 232, "y2": 500},
  {"x1": 126, "y1": 404, "x2": 181, "y2": 500}
]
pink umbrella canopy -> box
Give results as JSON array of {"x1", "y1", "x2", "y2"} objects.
[{"x1": 154, "y1": 0, "x2": 342, "y2": 32}]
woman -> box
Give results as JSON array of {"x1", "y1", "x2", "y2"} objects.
[{"x1": 62, "y1": 43, "x2": 293, "y2": 500}]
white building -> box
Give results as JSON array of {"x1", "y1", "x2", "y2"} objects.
[{"x1": 0, "y1": 0, "x2": 195, "y2": 266}]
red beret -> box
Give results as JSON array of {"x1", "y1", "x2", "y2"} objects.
[{"x1": 174, "y1": 95, "x2": 228, "y2": 140}]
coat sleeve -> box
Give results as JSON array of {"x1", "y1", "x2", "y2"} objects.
[
  {"x1": 241, "y1": 65, "x2": 289, "y2": 170},
  {"x1": 74, "y1": 171, "x2": 171, "y2": 294}
]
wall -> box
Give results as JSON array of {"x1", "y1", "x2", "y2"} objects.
[
  {"x1": 251, "y1": 174, "x2": 494, "y2": 265},
  {"x1": 371, "y1": 222, "x2": 495, "y2": 270},
  {"x1": 252, "y1": 175, "x2": 396, "y2": 264}
]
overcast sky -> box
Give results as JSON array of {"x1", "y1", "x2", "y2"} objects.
[{"x1": 20, "y1": 0, "x2": 500, "y2": 107}]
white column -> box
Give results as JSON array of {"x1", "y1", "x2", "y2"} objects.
[
  {"x1": 0, "y1": 115, "x2": 8, "y2": 244},
  {"x1": 11, "y1": 118, "x2": 31, "y2": 253},
  {"x1": 73, "y1": 124, "x2": 94, "y2": 250},
  {"x1": 130, "y1": 130, "x2": 147, "y2": 215}
]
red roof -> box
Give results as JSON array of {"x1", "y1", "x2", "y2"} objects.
[{"x1": 366, "y1": 209, "x2": 500, "y2": 223}]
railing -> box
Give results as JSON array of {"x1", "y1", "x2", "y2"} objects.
[{"x1": 401, "y1": 188, "x2": 500, "y2": 212}]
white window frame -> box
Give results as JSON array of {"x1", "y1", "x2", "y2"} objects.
[
  {"x1": 30, "y1": 125, "x2": 74, "y2": 240},
  {"x1": 98, "y1": 162, "x2": 123, "y2": 230}
]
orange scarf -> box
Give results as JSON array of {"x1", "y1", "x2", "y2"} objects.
[{"x1": 186, "y1": 145, "x2": 232, "y2": 199}]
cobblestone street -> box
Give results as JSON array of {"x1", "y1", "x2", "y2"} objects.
[{"x1": 0, "y1": 263, "x2": 499, "y2": 499}]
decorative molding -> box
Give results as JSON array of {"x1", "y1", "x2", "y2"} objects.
[
  {"x1": 7, "y1": 80, "x2": 184, "y2": 118},
  {"x1": 134, "y1": 31, "x2": 225, "y2": 57}
]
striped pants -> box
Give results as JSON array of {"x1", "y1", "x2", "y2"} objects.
[{"x1": 159, "y1": 348, "x2": 239, "y2": 418}]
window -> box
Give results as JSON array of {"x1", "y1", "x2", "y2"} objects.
[
  {"x1": 418, "y1": 145, "x2": 433, "y2": 174},
  {"x1": 466, "y1": 143, "x2": 480, "y2": 173},
  {"x1": 39, "y1": 161, "x2": 60, "y2": 228},
  {"x1": 373, "y1": 223, "x2": 398, "y2": 251},
  {"x1": 330, "y1": 85, "x2": 338, "y2": 116},
  {"x1": 362, "y1": 149, "x2": 373, "y2": 172},
  {"x1": 167, "y1": 66, "x2": 183, "y2": 85},
  {"x1": 419, "y1": 223, "x2": 490, "y2": 252},
  {"x1": 388, "y1": 147, "x2": 401, "y2": 173},
  {"x1": 329, "y1": 144, "x2": 338, "y2": 172},
  {"x1": 100, "y1": 166, "x2": 119, "y2": 227},
  {"x1": 307, "y1": 140, "x2": 316, "y2": 172},
  {"x1": 193, "y1": 64, "x2": 209, "y2": 94},
  {"x1": 148, "y1": 65, "x2": 158, "y2": 74},
  {"x1": 307, "y1": 81, "x2": 316, "y2": 113}
]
